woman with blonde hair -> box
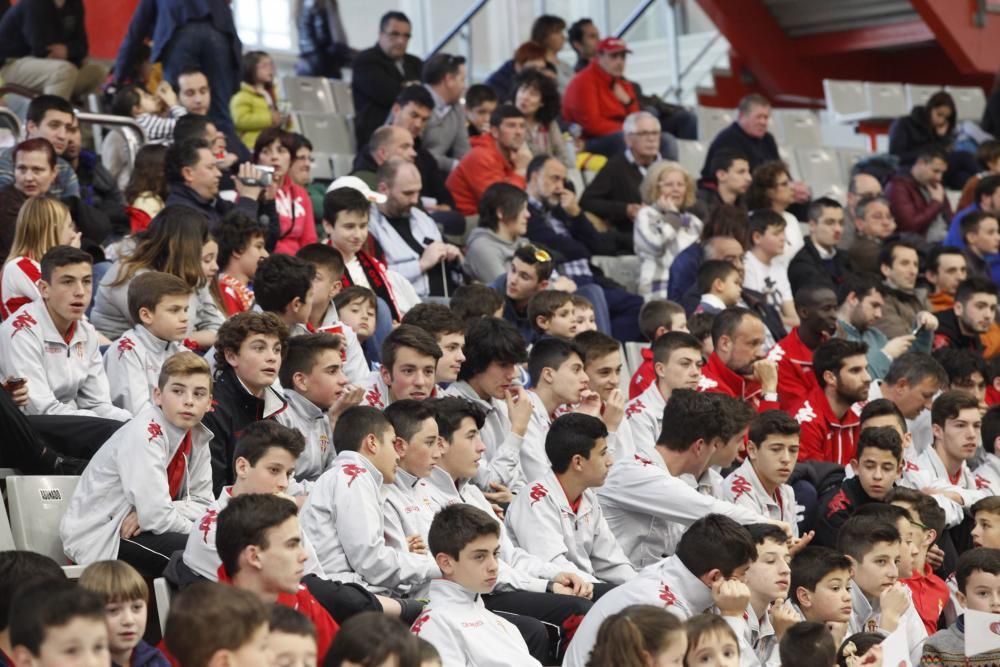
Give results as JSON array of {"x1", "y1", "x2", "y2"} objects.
[
  {"x1": 1, "y1": 195, "x2": 80, "y2": 319},
  {"x1": 634, "y1": 160, "x2": 703, "y2": 299}
]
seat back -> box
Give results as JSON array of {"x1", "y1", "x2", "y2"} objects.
[
  {"x1": 904, "y1": 84, "x2": 943, "y2": 110},
  {"x1": 153, "y1": 577, "x2": 172, "y2": 635},
  {"x1": 865, "y1": 83, "x2": 907, "y2": 119},
  {"x1": 0, "y1": 499, "x2": 15, "y2": 550},
  {"x1": 794, "y1": 148, "x2": 845, "y2": 201},
  {"x1": 696, "y1": 107, "x2": 734, "y2": 143},
  {"x1": 329, "y1": 79, "x2": 354, "y2": 116},
  {"x1": 946, "y1": 85, "x2": 987, "y2": 122},
  {"x1": 771, "y1": 109, "x2": 822, "y2": 147},
  {"x1": 295, "y1": 113, "x2": 356, "y2": 155},
  {"x1": 823, "y1": 80, "x2": 868, "y2": 122},
  {"x1": 7, "y1": 475, "x2": 79, "y2": 564},
  {"x1": 281, "y1": 76, "x2": 337, "y2": 114},
  {"x1": 676, "y1": 139, "x2": 707, "y2": 177},
  {"x1": 836, "y1": 147, "x2": 870, "y2": 181}
]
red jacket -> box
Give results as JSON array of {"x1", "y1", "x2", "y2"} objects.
[
  {"x1": 697, "y1": 351, "x2": 780, "y2": 413},
  {"x1": 277, "y1": 587, "x2": 339, "y2": 660},
  {"x1": 791, "y1": 382, "x2": 862, "y2": 465},
  {"x1": 628, "y1": 347, "x2": 655, "y2": 399},
  {"x1": 901, "y1": 563, "x2": 950, "y2": 636},
  {"x1": 561, "y1": 60, "x2": 640, "y2": 139},
  {"x1": 885, "y1": 172, "x2": 953, "y2": 236},
  {"x1": 768, "y1": 327, "x2": 816, "y2": 412},
  {"x1": 446, "y1": 134, "x2": 527, "y2": 215}
]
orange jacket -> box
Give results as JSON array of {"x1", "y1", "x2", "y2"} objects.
[
  {"x1": 446, "y1": 134, "x2": 526, "y2": 215},
  {"x1": 562, "y1": 60, "x2": 639, "y2": 138}
]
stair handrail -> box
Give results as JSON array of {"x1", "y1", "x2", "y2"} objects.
[
  {"x1": 662, "y1": 31, "x2": 723, "y2": 102},
  {"x1": 614, "y1": 0, "x2": 663, "y2": 38},
  {"x1": 425, "y1": 0, "x2": 491, "y2": 59},
  {"x1": 74, "y1": 112, "x2": 147, "y2": 146}
]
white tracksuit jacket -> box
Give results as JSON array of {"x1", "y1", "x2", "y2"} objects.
[
  {"x1": 974, "y1": 452, "x2": 1000, "y2": 491},
  {"x1": 505, "y1": 469, "x2": 635, "y2": 585},
  {"x1": 299, "y1": 450, "x2": 438, "y2": 591},
  {"x1": 900, "y1": 447, "x2": 993, "y2": 527},
  {"x1": 0, "y1": 300, "x2": 131, "y2": 419},
  {"x1": 596, "y1": 454, "x2": 769, "y2": 568},
  {"x1": 384, "y1": 468, "x2": 438, "y2": 555},
  {"x1": 104, "y1": 325, "x2": 185, "y2": 415},
  {"x1": 424, "y1": 466, "x2": 561, "y2": 595},
  {"x1": 848, "y1": 581, "x2": 927, "y2": 664},
  {"x1": 444, "y1": 381, "x2": 529, "y2": 492},
  {"x1": 562, "y1": 555, "x2": 716, "y2": 667},
  {"x1": 60, "y1": 404, "x2": 213, "y2": 564},
  {"x1": 181, "y1": 486, "x2": 324, "y2": 580},
  {"x1": 723, "y1": 458, "x2": 800, "y2": 534},
  {"x1": 624, "y1": 381, "x2": 667, "y2": 459},
  {"x1": 1, "y1": 255, "x2": 41, "y2": 319},
  {"x1": 722, "y1": 604, "x2": 781, "y2": 667},
  {"x1": 411, "y1": 579, "x2": 542, "y2": 667},
  {"x1": 277, "y1": 390, "x2": 336, "y2": 490}
]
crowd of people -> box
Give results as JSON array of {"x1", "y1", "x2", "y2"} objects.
[{"x1": 5, "y1": 1, "x2": 1000, "y2": 667}]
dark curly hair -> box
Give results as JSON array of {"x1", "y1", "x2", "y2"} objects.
[
  {"x1": 512, "y1": 68, "x2": 560, "y2": 126},
  {"x1": 214, "y1": 311, "x2": 289, "y2": 373}
]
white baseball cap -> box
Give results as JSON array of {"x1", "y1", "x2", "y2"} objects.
[{"x1": 325, "y1": 175, "x2": 387, "y2": 204}]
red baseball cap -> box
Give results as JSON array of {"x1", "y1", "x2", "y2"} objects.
[{"x1": 596, "y1": 37, "x2": 632, "y2": 54}]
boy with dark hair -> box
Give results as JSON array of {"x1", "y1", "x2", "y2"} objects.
[
  {"x1": 902, "y1": 390, "x2": 992, "y2": 529},
  {"x1": 216, "y1": 211, "x2": 268, "y2": 315},
  {"x1": 933, "y1": 276, "x2": 998, "y2": 353},
  {"x1": 814, "y1": 426, "x2": 904, "y2": 548},
  {"x1": 599, "y1": 389, "x2": 777, "y2": 567},
  {"x1": 972, "y1": 496, "x2": 1000, "y2": 549},
  {"x1": 778, "y1": 622, "x2": 836, "y2": 667},
  {"x1": 723, "y1": 410, "x2": 801, "y2": 530},
  {"x1": 361, "y1": 324, "x2": 442, "y2": 409},
  {"x1": 934, "y1": 347, "x2": 989, "y2": 408},
  {"x1": 744, "y1": 209, "x2": 797, "y2": 328},
  {"x1": 296, "y1": 242, "x2": 369, "y2": 384},
  {"x1": 571, "y1": 294, "x2": 597, "y2": 333},
  {"x1": 253, "y1": 253, "x2": 317, "y2": 334},
  {"x1": 268, "y1": 606, "x2": 318, "y2": 667},
  {"x1": 8, "y1": 580, "x2": 108, "y2": 667},
  {"x1": 888, "y1": 487, "x2": 950, "y2": 635},
  {"x1": 573, "y1": 330, "x2": 630, "y2": 461},
  {"x1": 300, "y1": 405, "x2": 437, "y2": 593},
  {"x1": 61, "y1": 352, "x2": 214, "y2": 577},
  {"x1": 215, "y1": 494, "x2": 339, "y2": 660},
  {"x1": 921, "y1": 547, "x2": 1000, "y2": 665},
  {"x1": 526, "y1": 289, "x2": 577, "y2": 340},
  {"x1": 203, "y1": 311, "x2": 289, "y2": 493},
  {"x1": 277, "y1": 333, "x2": 359, "y2": 488},
  {"x1": 333, "y1": 285, "x2": 377, "y2": 344},
  {"x1": 104, "y1": 271, "x2": 192, "y2": 415},
  {"x1": 505, "y1": 413, "x2": 636, "y2": 590},
  {"x1": 563, "y1": 514, "x2": 758, "y2": 667},
  {"x1": 625, "y1": 331, "x2": 704, "y2": 459},
  {"x1": 789, "y1": 338, "x2": 870, "y2": 464},
  {"x1": 401, "y1": 303, "x2": 466, "y2": 384},
  {"x1": 450, "y1": 283, "x2": 504, "y2": 324},
  {"x1": 789, "y1": 546, "x2": 854, "y2": 624},
  {"x1": 0, "y1": 553, "x2": 65, "y2": 666},
  {"x1": 500, "y1": 244, "x2": 557, "y2": 343},
  {"x1": 0, "y1": 246, "x2": 130, "y2": 420},
  {"x1": 413, "y1": 504, "x2": 542, "y2": 667},
  {"x1": 164, "y1": 582, "x2": 269, "y2": 667},
  {"x1": 464, "y1": 84, "x2": 499, "y2": 135},
  {"x1": 628, "y1": 298, "x2": 687, "y2": 398},
  {"x1": 694, "y1": 259, "x2": 742, "y2": 315},
  {"x1": 837, "y1": 514, "x2": 927, "y2": 660},
  {"x1": 445, "y1": 317, "x2": 533, "y2": 493},
  {"x1": 959, "y1": 210, "x2": 1000, "y2": 279}
]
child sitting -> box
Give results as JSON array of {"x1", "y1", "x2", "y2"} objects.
[
  {"x1": 0, "y1": 552, "x2": 65, "y2": 667},
  {"x1": 527, "y1": 289, "x2": 577, "y2": 340},
  {"x1": 78, "y1": 560, "x2": 170, "y2": 667},
  {"x1": 464, "y1": 84, "x2": 498, "y2": 136},
  {"x1": 268, "y1": 606, "x2": 318, "y2": 667},
  {"x1": 8, "y1": 580, "x2": 109, "y2": 667},
  {"x1": 60, "y1": 351, "x2": 214, "y2": 577},
  {"x1": 412, "y1": 504, "x2": 543, "y2": 667},
  {"x1": 694, "y1": 259, "x2": 742, "y2": 315},
  {"x1": 449, "y1": 283, "x2": 504, "y2": 324},
  {"x1": 789, "y1": 547, "x2": 853, "y2": 626},
  {"x1": 334, "y1": 286, "x2": 377, "y2": 345},
  {"x1": 571, "y1": 294, "x2": 597, "y2": 333},
  {"x1": 743, "y1": 209, "x2": 797, "y2": 329},
  {"x1": 777, "y1": 622, "x2": 836, "y2": 667},
  {"x1": 586, "y1": 605, "x2": 687, "y2": 667},
  {"x1": 104, "y1": 271, "x2": 191, "y2": 415},
  {"x1": 111, "y1": 82, "x2": 188, "y2": 145},
  {"x1": 629, "y1": 299, "x2": 688, "y2": 398},
  {"x1": 361, "y1": 325, "x2": 442, "y2": 409},
  {"x1": 253, "y1": 253, "x2": 316, "y2": 335},
  {"x1": 920, "y1": 547, "x2": 1000, "y2": 666},
  {"x1": 723, "y1": 410, "x2": 801, "y2": 528},
  {"x1": 682, "y1": 614, "x2": 742, "y2": 667},
  {"x1": 216, "y1": 212, "x2": 268, "y2": 316},
  {"x1": 163, "y1": 582, "x2": 269, "y2": 667},
  {"x1": 402, "y1": 303, "x2": 467, "y2": 386},
  {"x1": 887, "y1": 487, "x2": 949, "y2": 635}
]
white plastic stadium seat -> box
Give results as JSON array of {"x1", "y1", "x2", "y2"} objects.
[
  {"x1": 946, "y1": 85, "x2": 987, "y2": 122},
  {"x1": 771, "y1": 109, "x2": 822, "y2": 147},
  {"x1": 0, "y1": 500, "x2": 15, "y2": 550},
  {"x1": 590, "y1": 256, "x2": 641, "y2": 294},
  {"x1": 823, "y1": 80, "x2": 869, "y2": 123},
  {"x1": 295, "y1": 113, "x2": 356, "y2": 155},
  {"x1": 329, "y1": 80, "x2": 355, "y2": 116},
  {"x1": 794, "y1": 148, "x2": 845, "y2": 201},
  {"x1": 836, "y1": 148, "x2": 869, "y2": 181},
  {"x1": 310, "y1": 152, "x2": 335, "y2": 181},
  {"x1": 154, "y1": 577, "x2": 172, "y2": 634},
  {"x1": 676, "y1": 139, "x2": 707, "y2": 178},
  {"x1": 6, "y1": 475, "x2": 79, "y2": 564},
  {"x1": 696, "y1": 107, "x2": 734, "y2": 143},
  {"x1": 281, "y1": 76, "x2": 336, "y2": 114},
  {"x1": 865, "y1": 83, "x2": 907, "y2": 119},
  {"x1": 904, "y1": 84, "x2": 943, "y2": 110}
]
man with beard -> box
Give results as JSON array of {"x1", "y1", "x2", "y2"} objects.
[
  {"x1": 836, "y1": 274, "x2": 932, "y2": 381},
  {"x1": 525, "y1": 154, "x2": 642, "y2": 341},
  {"x1": 874, "y1": 241, "x2": 939, "y2": 340},
  {"x1": 868, "y1": 352, "x2": 948, "y2": 456},
  {"x1": 790, "y1": 339, "x2": 871, "y2": 465},
  {"x1": 768, "y1": 285, "x2": 840, "y2": 412},
  {"x1": 934, "y1": 276, "x2": 998, "y2": 354},
  {"x1": 368, "y1": 159, "x2": 462, "y2": 299},
  {"x1": 697, "y1": 308, "x2": 780, "y2": 413}
]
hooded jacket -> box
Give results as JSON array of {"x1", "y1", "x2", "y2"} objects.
[
  {"x1": 790, "y1": 382, "x2": 862, "y2": 465},
  {"x1": 462, "y1": 226, "x2": 521, "y2": 284},
  {"x1": 888, "y1": 104, "x2": 954, "y2": 167}
]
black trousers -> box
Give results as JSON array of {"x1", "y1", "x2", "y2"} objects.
[
  {"x1": 484, "y1": 590, "x2": 592, "y2": 664},
  {"x1": 302, "y1": 574, "x2": 385, "y2": 624},
  {"x1": 119, "y1": 532, "x2": 189, "y2": 579}
]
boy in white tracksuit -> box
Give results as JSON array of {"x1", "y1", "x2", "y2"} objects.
[
  {"x1": 0, "y1": 248, "x2": 131, "y2": 420},
  {"x1": 505, "y1": 414, "x2": 635, "y2": 588},
  {"x1": 563, "y1": 514, "x2": 759, "y2": 667},
  {"x1": 412, "y1": 504, "x2": 542, "y2": 667},
  {"x1": 359, "y1": 324, "x2": 443, "y2": 410},
  {"x1": 276, "y1": 333, "x2": 362, "y2": 491},
  {"x1": 573, "y1": 330, "x2": 635, "y2": 464},
  {"x1": 299, "y1": 406, "x2": 438, "y2": 592},
  {"x1": 60, "y1": 352, "x2": 214, "y2": 576},
  {"x1": 103, "y1": 272, "x2": 191, "y2": 415}
]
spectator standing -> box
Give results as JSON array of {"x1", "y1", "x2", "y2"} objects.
[
  {"x1": 885, "y1": 148, "x2": 953, "y2": 241},
  {"x1": 532, "y1": 15, "x2": 574, "y2": 92},
  {"x1": 351, "y1": 11, "x2": 423, "y2": 148},
  {"x1": 0, "y1": 0, "x2": 106, "y2": 100},
  {"x1": 422, "y1": 53, "x2": 470, "y2": 174},
  {"x1": 296, "y1": 0, "x2": 354, "y2": 80},
  {"x1": 230, "y1": 51, "x2": 285, "y2": 150},
  {"x1": 113, "y1": 0, "x2": 243, "y2": 138},
  {"x1": 568, "y1": 18, "x2": 600, "y2": 72}
]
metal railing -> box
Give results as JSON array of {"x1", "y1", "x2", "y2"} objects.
[{"x1": 425, "y1": 0, "x2": 490, "y2": 61}]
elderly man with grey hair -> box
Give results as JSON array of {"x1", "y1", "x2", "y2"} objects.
[{"x1": 579, "y1": 111, "x2": 675, "y2": 243}]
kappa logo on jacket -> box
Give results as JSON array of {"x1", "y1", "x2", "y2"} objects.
[
  {"x1": 10, "y1": 311, "x2": 36, "y2": 337},
  {"x1": 147, "y1": 421, "x2": 164, "y2": 442},
  {"x1": 658, "y1": 583, "x2": 677, "y2": 606},
  {"x1": 365, "y1": 387, "x2": 384, "y2": 409},
  {"x1": 411, "y1": 612, "x2": 431, "y2": 635},
  {"x1": 976, "y1": 474, "x2": 992, "y2": 490},
  {"x1": 342, "y1": 463, "x2": 368, "y2": 486},
  {"x1": 825, "y1": 489, "x2": 850, "y2": 518},
  {"x1": 794, "y1": 401, "x2": 816, "y2": 424},
  {"x1": 634, "y1": 453, "x2": 654, "y2": 467},
  {"x1": 117, "y1": 336, "x2": 135, "y2": 359},
  {"x1": 696, "y1": 375, "x2": 718, "y2": 391},
  {"x1": 625, "y1": 399, "x2": 645, "y2": 418},
  {"x1": 905, "y1": 461, "x2": 919, "y2": 472},
  {"x1": 199, "y1": 510, "x2": 218, "y2": 543},
  {"x1": 529, "y1": 483, "x2": 548, "y2": 505},
  {"x1": 730, "y1": 475, "x2": 753, "y2": 501}
]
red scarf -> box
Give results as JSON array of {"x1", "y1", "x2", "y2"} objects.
[
  {"x1": 166, "y1": 432, "x2": 192, "y2": 499},
  {"x1": 343, "y1": 251, "x2": 402, "y2": 321}
]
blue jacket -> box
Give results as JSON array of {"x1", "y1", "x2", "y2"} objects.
[
  {"x1": 113, "y1": 0, "x2": 241, "y2": 82},
  {"x1": 942, "y1": 202, "x2": 1000, "y2": 285},
  {"x1": 667, "y1": 242, "x2": 704, "y2": 303},
  {"x1": 836, "y1": 318, "x2": 931, "y2": 381},
  {"x1": 113, "y1": 640, "x2": 171, "y2": 667}
]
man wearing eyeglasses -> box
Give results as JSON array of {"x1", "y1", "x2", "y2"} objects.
[{"x1": 352, "y1": 11, "x2": 424, "y2": 148}]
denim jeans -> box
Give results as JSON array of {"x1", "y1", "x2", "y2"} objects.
[{"x1": 161, "y1": 19, "x2": 238, "y2": 137}]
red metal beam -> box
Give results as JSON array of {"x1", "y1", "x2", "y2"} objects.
[
  {"x1": 794, "y1": 20, "x2": 934, "y2": 57},
  {"x1": 910, "y1": 0, "x2": 1000, "y2": 75}
]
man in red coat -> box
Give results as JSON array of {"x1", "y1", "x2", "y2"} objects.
[
  {"x1": 768, "y1": 285, "x2": 839, "y2": 412},
  {"x1": 697, "y1": 308, "x2": 781, "y2": 413}
]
